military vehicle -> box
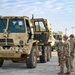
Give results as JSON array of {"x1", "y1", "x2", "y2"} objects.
[
  {"x1": 31, "y1": 17, "x2": 53, "y2": 62},
  {"x1": 53, "y1": 33, "x2": 64, "y2": 51},
  {"x1": 53, "y1": 33, "x2": 63, "y2": 42},
  {"x1": 0, "y1": 16, "x2": 41, "y2": 68}
]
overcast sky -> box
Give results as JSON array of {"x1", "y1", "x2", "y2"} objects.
[{"x1": 0, "y1": 0, "x2": 75, "y2": 35}]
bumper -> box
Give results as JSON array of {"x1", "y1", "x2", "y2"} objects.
[{"x1": 0, "y1": 46, "x2": 28, "y2": 58}]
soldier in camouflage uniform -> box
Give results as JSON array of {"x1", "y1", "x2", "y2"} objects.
[
  {"x1": 63, "y1": 35, "x2": 71, "y2": 74},
  {"x1": 54, "y1": 40, "x2": 62, "y2": 66},
  {"x1": 57, "y1": 37, "x2": 64, "y2": 74},
  {"x1": 55, "y1": 43, "x2": 61, "y2": 66},
  {"x1": 69, "y1": 34, "x2": 75, "y2": 72}
]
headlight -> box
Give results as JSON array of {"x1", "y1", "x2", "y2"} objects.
[{"x1": 19, "y1": 40, "x2": 24, "y2": 45}]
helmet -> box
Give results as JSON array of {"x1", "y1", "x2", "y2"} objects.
[
  {"x1": 63, "y1": 35, "x2": 68, "y2": 39},
  {"x1": 69, "y1": 34, "x2": 74, "y2": 38}
]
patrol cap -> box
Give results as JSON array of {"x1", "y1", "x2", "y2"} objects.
[
  {"x1": 63, "y1": 35, "x2": 68, "y2": 39},
  {"x1": 69, "y1": 34, "x2": 74, "y2": 38}
]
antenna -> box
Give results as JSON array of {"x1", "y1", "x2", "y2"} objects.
[{"x1": 32, "y1": 14, "x2": 34, "y2": 19}]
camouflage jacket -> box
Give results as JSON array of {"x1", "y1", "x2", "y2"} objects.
[
  {"x1": 69, "y1": 38, "x2": 75, "y2": 57},
  {"x1": 63, "y1": 40, "x2": 70, "y2": 57},
  {"x1": 55, "y1": 41, "x2": 63, "y2": 53}
]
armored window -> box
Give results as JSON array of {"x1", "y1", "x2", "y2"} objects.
[
  {"x1": 34, "y1": 21, "x2": 46, "y2": 31},
  {"x1": 35, "y1": 22, "x2": 39, "y2": 31},
  {"x1": 0, "y1": 19, "x2": 7, "y2": 32},
  {"x1": 8, "y1": 19, "x2": 25, "y2": 33},
  {"x1": 39, "y1": 22, "x2": 46, "y2": 31},
  {"x1": 53, "y1": 35, "x2": 62, "y2": 40}
]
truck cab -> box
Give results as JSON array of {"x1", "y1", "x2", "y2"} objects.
[
  {"x1": 31, "y1": 18, "x2": 53, "y2": 62},
  {"x1": 0, "y1": 16, "x2": 38, "y2": 68}
]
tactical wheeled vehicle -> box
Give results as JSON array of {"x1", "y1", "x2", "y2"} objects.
[
  {"x1": 0, "y1": 16, "x2": 40, "y2": 68},
  {"x1": 31, "y1": 17, "x2": 53, "y2": 63},
  {"x1": 53, "y1": 33, "x2": 63, "y2": 42}
]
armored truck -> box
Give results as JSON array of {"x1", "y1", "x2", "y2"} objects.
[
  {"x1": 31, "y1": 18, "x2": 53, "y2": 63},
  {"x1": 53, "y1": 33, "x2": 63, "y2": 42},
  {"x1": 0, "y1": 16, "x2": 40, "y2": 68}
]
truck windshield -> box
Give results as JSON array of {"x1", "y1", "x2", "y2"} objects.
[
  {"x1": 34, "y1": 21, "x2": 46, "y2": 31},
  {"x1": 8, "y1": 19, "x2": 25, "y2": 33},
  {"x1": 0, "y1": 19, "x2": 7, "y2": 32},
  {"x1": 53, "y1": 35, "x2": 62, "y2": 40}
]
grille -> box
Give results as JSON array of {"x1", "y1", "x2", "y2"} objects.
[
  {"x1": 7, "y1": 39, "x2": 13, "y2": 42},
  {"x1": 0, "y1": 39, "x2": 13, "y2": 42},
  {"x1": 0, "y1": 39, "x2": 13, "y2": 45},
  {"x1": 0, "y1": 39, "x2": 5, "y2": 42}
]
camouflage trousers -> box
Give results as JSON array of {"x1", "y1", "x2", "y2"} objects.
[
  {"x1": 59, "y1": 58, "x2": 64, "y2": 72},
  {"x1": 57, "y1": 52, "x2": 61, "y2": 65},
  {"x1": 59, "y1": 57, "x2": 70, "y2": 72},
  {"x1": 65, "y1": 57, "x2": 70, "y2": 72},
  {"x1": 70, "y1": 56, "x2": 74, "y2": 69}
]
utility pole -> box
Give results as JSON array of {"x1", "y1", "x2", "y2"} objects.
[
  {"x1": 65, "y1": 28, "x2": 67, "y2": 35},
  {"x1": 71, "y1": 27, "x2": 75, "y2": 34}
]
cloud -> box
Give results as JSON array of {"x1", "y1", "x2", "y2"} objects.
[
  {"x1": 45, "y1": 0, "x2": 57, "y2": 4},
  {"x1": 0, "y1": 0, "x2": 75, "y2": 35},
  {"x1": 34, "y1": 1, "x2": 42, "y2": 5},
  {"x1": 56, "y1": 3, "x2": 63, "y2": 6},
  {"x1": 55, "y1": 6, "x2": 63, "y2": 10},
  {"x1": 0, "y1": 0, "x2": 75, "y2": 16},
  {"x1": 44, "y1": 0, "x2": 57, "y2": 6},
  {"x1": 0, "y1": 0, "x2": 8, "y2": 2}
]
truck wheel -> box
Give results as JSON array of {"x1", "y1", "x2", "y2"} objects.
[
  {"x1": 47, "y1": 47, "x2": 51, "y2": 61},
  {"x1": 40, "y1": 47, "x2": 47, "y2": 63},
  {"x1": 0, "y1": 59, "x2": 4, "y2": 67},
  {"x1": 12, "y1": 60, "x2": 19, "y2": 63},
  {"x1": 47, "y1": 49, "x2": 50, "y2": 61},
  {"x1": 26, "y1": 48, "x2": 37, "y2": 68}
]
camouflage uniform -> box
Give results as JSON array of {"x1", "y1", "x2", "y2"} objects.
[
  {"x1": 69, "y1": 38, "x2": 75, "y2": 71},
  {"x1": 57, "y1": 41, "x2": 64, "y2": 73},
  {"x1": 54, "y1": 42, "x2": 61, "y2": 66},
  {"x1": 63, "y1": 40, "x2": 70, "y2": 73},
  {"x1": 57, "y1": 50, "x2": 60, "y2": 66}
]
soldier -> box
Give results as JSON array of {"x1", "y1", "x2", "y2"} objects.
[
  {"x1": 69, "y1": 34, "x2": 75, "y2": 72},
  {"x1": 63, "y1": 35, "x2": 71, "y2": 74},
  {"x1": 54, "y1": 41, "x2": 60, "y2": 66},
  {"x1": 57, "y1": 37, "x2": 64, "y2": 74}
]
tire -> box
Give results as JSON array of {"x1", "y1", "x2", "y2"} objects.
[
  {"x1": 0, "y1": 59, "x2": 4, "y2": 67},
  {"x1": 26, "y1": 48, "x2": 37, "y2": 68},
  {"x1": 47, "y1": 49, "x2": 50, "y2": 61},
  {"x1": 40, "y1": 46, "x2": 47, "y2": 63},
  {"x1": 47, "y1": 47, "x2": 52, "y2": 61},
  {"x1": 12, "y1": 60, "x2": 19, "y2": 63},
  {"x1": 51, "y1": 47, "x2": 54, "y2": 51},
  {"x1": 50, "y1": 49, "x2": 52, "y2": 58}
]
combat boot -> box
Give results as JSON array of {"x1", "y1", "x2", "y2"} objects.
[
  {"x1": 70, "y1": 68, "x2": 74, "y2": 72},
  {"x1": 64, "y1": 72, "x2": 70, "y2": 74},
  {"x1": 70, "y1": 66, "x2": 74, "y2": 72},
  {"x1": 57, "y1": 72, "x2": 64, "y2": 74}
]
